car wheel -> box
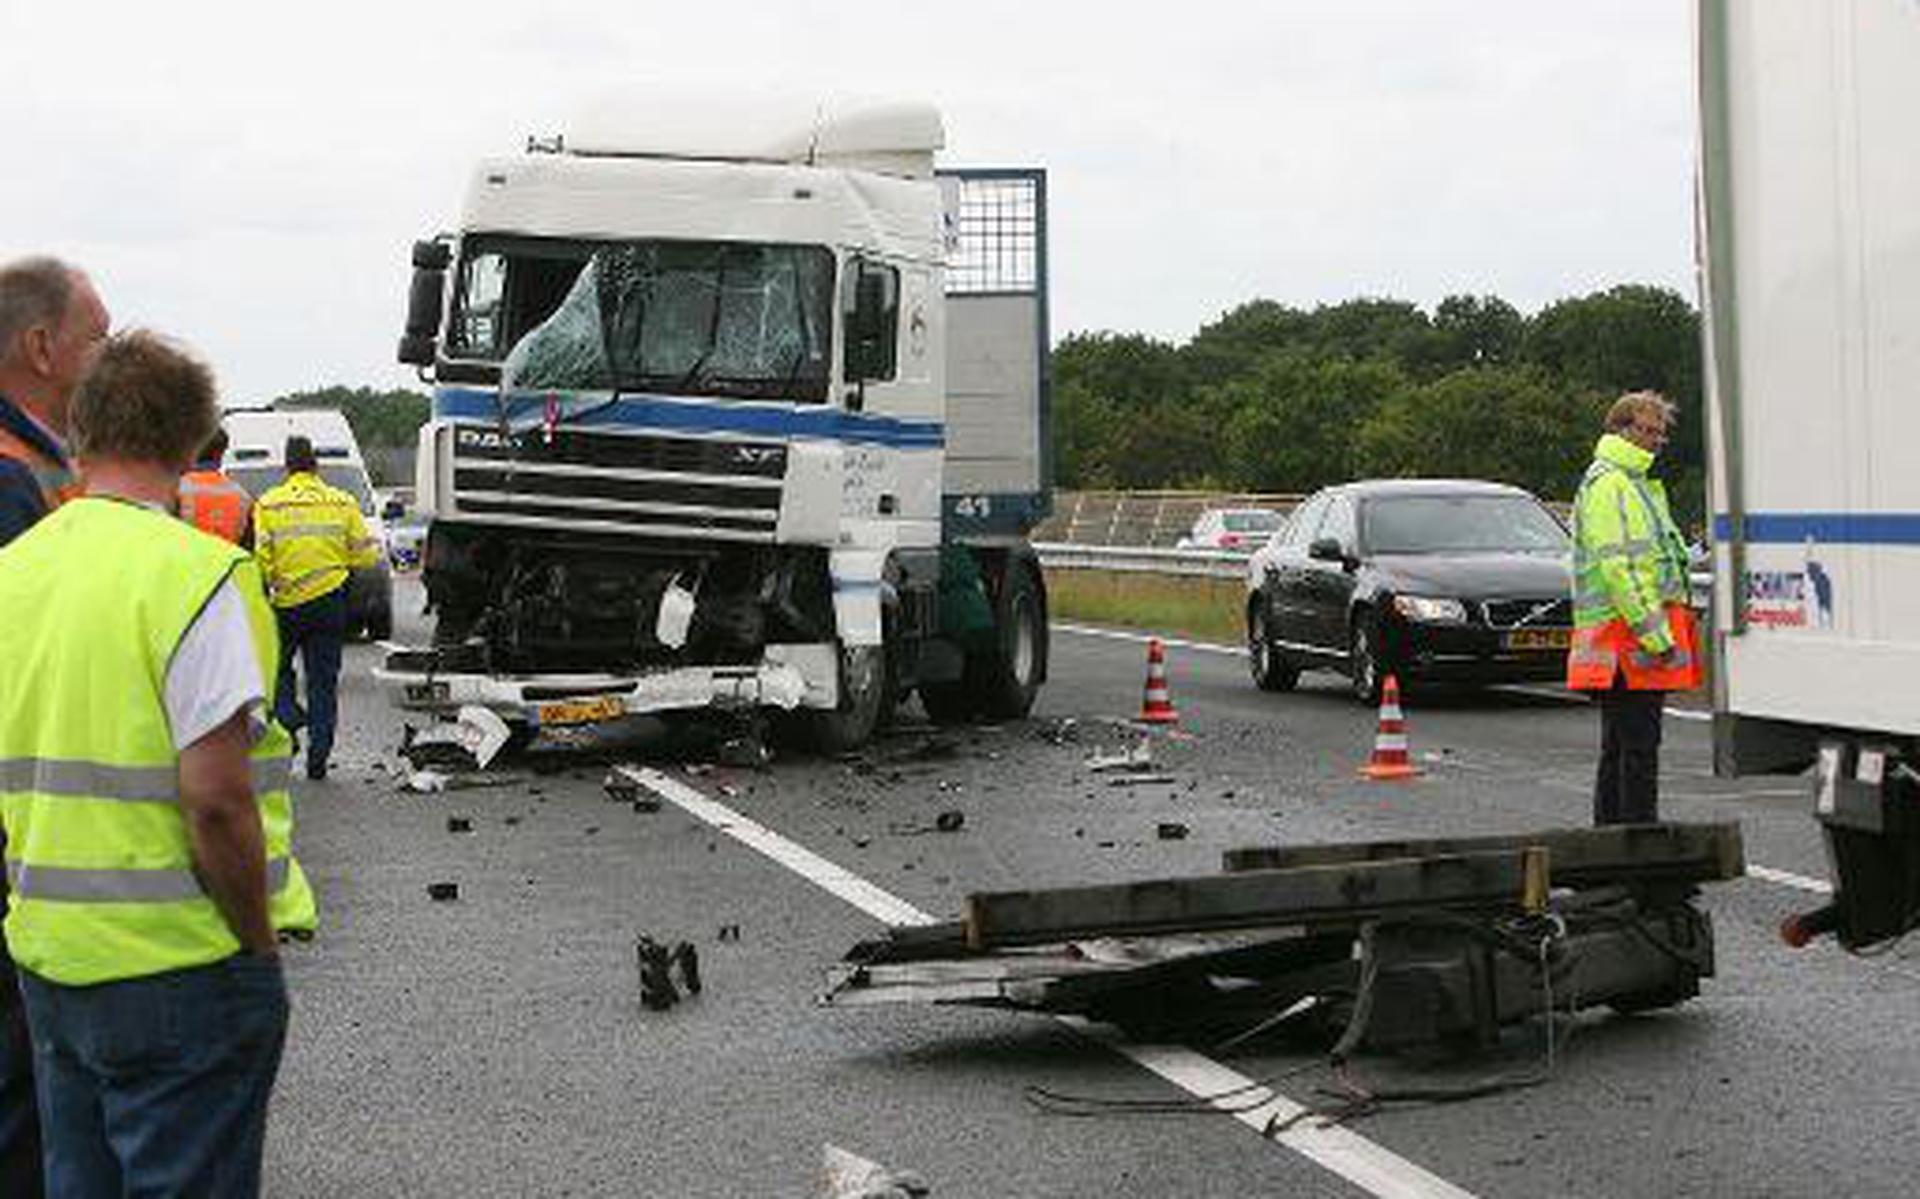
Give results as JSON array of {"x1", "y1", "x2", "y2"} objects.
[
  {"x1": 1247, "y1": 603, "x2": 1298, "y2": 692},
  {"x1": 1349, "y1": 615, "x2": 1386, "y2": 706}
]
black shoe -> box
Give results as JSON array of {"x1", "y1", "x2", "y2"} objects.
[{"x1": 306, "y1": 761, "x2": 328, "y2": 781}]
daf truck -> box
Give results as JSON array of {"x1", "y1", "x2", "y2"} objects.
[
  {"x1": 1697, "y1": 0, "x2": 1920, "y2": 948},
  {"x1": 379, "y1": 97, "x2": 1050, "y2": 752}
]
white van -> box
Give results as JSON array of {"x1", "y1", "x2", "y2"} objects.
[{"x1": 221, "y1": 408, "x2": 394, "y2": 639}]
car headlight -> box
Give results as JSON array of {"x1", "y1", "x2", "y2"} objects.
[{"x1": 1393, "y1": 595, "x2": 1468, "y2": 624}]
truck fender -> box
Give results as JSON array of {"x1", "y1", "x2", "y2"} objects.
[{"x1": 828, "y1": 548, "x2": 888, "y2": 648}]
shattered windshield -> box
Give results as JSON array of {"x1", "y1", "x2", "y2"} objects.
[{"x1": 500, "y1": 241, "x2": 835, "y2": 403}]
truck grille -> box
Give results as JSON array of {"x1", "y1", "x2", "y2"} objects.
[
  {"x1": 448, "y1": 424, "x2": 785, "y2": 538},
  {"x1": 1481, "y1": 597, "x2": 1571, "y2": 629}
]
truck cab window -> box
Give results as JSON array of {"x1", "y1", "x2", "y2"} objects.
[{"x1": 842, "y1": 259, "x2": 900, "y2": 383}]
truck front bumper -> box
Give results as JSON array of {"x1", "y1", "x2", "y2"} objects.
[{"x1": 372, "y1": 643, "x2": 840, "y2": 726}]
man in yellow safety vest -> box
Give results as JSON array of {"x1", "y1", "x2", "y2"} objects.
[
  {"x1": 252, "y1": 435, "x2": 378, "y2": 780},
  {"x1": 0, "y1": 329, "x2": 316, "y2": 1196},
  {"x1": 1566, "y1": 390, "x2": 1703, "y2": 825}
]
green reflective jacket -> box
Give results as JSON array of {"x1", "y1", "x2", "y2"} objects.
[
  {"x1": 1570, "y1": 434, "x2": 1692, "y2": 653},
  {"x1": 0, "y1": 497, "x2": 317, "y2": 985}
]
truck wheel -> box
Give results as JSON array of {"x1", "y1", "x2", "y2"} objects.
[
  {"x1": 807, "y1": 642, "x2": 892, "y2": 754},
  {"x1": 977, "y1": 563, "x2": 1045, "y2": 720},
  {"x1": 1248, "y1": 604, "x2": 1299, "y2": 692}
]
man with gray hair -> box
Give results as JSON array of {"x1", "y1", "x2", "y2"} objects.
[
  {"x1": 0, "y1": 256, "x2": 110, "y2": 545},
  {"x1": 0, "y1": 254, "x2": 108, "y2": 1198}
]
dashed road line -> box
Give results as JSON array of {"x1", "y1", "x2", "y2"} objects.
[{"x1": 631, "y1": 767, "x2": 1480, "y2": 1199}]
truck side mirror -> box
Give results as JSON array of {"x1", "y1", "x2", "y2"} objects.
[
  {"x1": 382, "y1": 498, "x2": 405, "y2": 521},
  {"x1": 398, "y1": 239, "x2": 452, "y2": 367}
]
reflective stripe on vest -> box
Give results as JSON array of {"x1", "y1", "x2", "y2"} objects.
[
  {"x1": 9, "y1": 856, "x2": 293, "y2": 903},
  {"x1": 0, "y1": 498, "x2": 317, "y2": 985}
]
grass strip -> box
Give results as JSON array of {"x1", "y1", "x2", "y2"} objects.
[{"x1": 1043, "y1": 568, "x2": 1244, "y2": 645}]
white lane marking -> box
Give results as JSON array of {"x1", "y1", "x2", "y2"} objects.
[
  {"x1": 1054, "y1": 622, "x2": 1242, "y2": 658},
  {"x1": 1746, "y1": 864, "x2": 1834, "y2": 895},
  {"x1": 632, "y1": 767, "x2": 1479, "y2": 1199}
]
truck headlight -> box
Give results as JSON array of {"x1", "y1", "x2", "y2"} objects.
[{"x1": 1393, "y1": 595, "x2": 1468, "y2": 624}]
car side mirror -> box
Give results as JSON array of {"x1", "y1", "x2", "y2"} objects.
[{"x1": 1308, "y1": 536, "x2": 1346, "y2": 563}]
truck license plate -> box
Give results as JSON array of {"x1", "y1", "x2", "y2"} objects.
[
  {"x1": 537, "y1": 695, "x2": 627, "y2": 727},
  {"x1": 1503, "y1": 629, "x2": 1571, "y2": 651}
]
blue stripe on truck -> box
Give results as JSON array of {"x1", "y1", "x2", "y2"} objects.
[
  {"x1": 434, "y1": 387, "x2": 944, "y2": 449},
  {"x1": 1714, "y1": 512, "x2": 1920, "y2": 545}
]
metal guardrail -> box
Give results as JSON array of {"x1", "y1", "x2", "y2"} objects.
[{"x1": 1034, "y1": 542, "x2": 1715, "y2": 609}]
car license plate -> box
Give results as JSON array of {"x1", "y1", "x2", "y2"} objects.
[
  {"x1": 1504, "y1": 628, "x2": 1571, "y2": 651},
  {"x1": 537, "y1": 695, "x2": 626, "y2": 727}
]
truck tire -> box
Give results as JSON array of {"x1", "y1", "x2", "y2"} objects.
[
  {"x1": 977, "y1": 562, "x2": 1045, "y2": 720},
  {"x1": 807, "y1": 642, "x2": 893, "y2": 754}
]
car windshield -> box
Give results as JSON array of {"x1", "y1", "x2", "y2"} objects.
[
  {"x1": 1223, "y1": 511, "x2": 1282, "y2": 533},
  {"x1": 464, "y1": 238, "x2": 836, "y2": 403},
  {"x1": 1361, "y1": 495, "x2": 1568, "y2": 555},
  {"x1": 227, "y1": 465, "x2": 375, "y2": 516}
]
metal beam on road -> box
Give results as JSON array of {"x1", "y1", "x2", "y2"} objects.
[
  {"x1": 1223, "y1": 821, "x2": 1746, "y2": 888},
  {"x1": 962, "y1": 851, "x2": 1531, "y2": 950}
]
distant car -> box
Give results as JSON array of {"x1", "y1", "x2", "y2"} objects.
[
  {"x1": 1178, "y1": 507, "x2": 1286, "y2": 551},
  {"x1": 1244, "y1": 479, "x2": 1572, "y2": 702}
]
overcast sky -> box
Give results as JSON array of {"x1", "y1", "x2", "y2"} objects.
[{"x1": 0, "y1": 0, "x2": 1695, "y2": 404}]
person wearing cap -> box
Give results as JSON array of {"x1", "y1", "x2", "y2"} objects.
[
  {"x1": 1566, "y1": 390, "x2": 1703, "y2": 825},
  {"x1": 178, "y1": 427, "x2": 254, "y2": 547},
  {"x1": 252, "y1": 435, "x2": 378, "y2": 780},
  {"x1": 0, "y1": 329, "x2": 315, "y2": 1196}
]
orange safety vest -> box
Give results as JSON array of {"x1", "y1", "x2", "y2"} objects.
[
  {"x1": 0, "y1": 422, "x2": 81, "y2": 513},
  {"x1": 177, "y1": 468, "x2": 252, "y2": 544},
  {"x1": 1566, "y1": 602, "x2": 1703, "y2": 692}
]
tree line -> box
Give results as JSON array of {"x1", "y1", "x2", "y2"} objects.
[
  {"x1": 1052, "y1": 284, "x2": 1704, "y2": 523},
  {"x1": 266, "y1": 282, "x2": 1706, "y2": 522}
]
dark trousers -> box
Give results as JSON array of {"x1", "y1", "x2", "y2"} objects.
[
  {"x1": 0, "y1": 954, "x2": 42, "y2": 1199},
  {"x1": 1595, "y1": 675, "x2": 1666, "y2": 825},
  {"x1": 275, "y1": 588, "x2": 349, "y2": 771},
  {"x1": 18, "y1": 956, "x2": 289, "y2": 1198}
]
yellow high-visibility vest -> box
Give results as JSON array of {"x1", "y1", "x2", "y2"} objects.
[
  {"x1": 0, "y1": 497, "x2": 317, "y2": 986},
  {"x1": 253, "y1": 471, "x2": 378, "y2": 609}
]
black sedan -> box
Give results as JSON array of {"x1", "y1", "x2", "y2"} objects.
[{"x1": 1245, "y1": 479, "x2": 1572, "y2": 702}]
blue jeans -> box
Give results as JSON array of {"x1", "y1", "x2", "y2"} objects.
[
  {"x1": 275, "y1": 587, "x2": 349, "y2": 771},
  {"x1": 0, "y1": 952, "x2": 42, "y2": 1198},
  {"x1": 19, "y1": 955, "x2": 289, "y2": 1198}
]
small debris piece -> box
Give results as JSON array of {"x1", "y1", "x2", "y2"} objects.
[
  {"x1": 585, "y1": 826, "x2": 600, "y2": 836},
  {"x1": 1157, "y1": 821, "x2": 1190, "y2": 841},
  {"x1": 1085, "y1": 737, "x2": 1155, "y2": 774},
  {"x1": 672, "y1": 941, "x2": 702, "y2": 995},
  {"x1": 852, "y1": 836, "x2": 871, "y2": 849},
  {"x1": 1106, "y1": 774, "x2": 1178, "y2": 788},
  {"x1": 717, "y1": 736, "x2": 771, "y2": 769},
  {"x1": 426, "y1": 882, "x2": 458, "y2": 902},
  {"x1": 503, "y1": 816, "x2": 521, "y2": 827},
  {"x1": 402, "y1": 770, "x2": 447, "y2": 794},
  {"x1": 636, "y1": 936, "x2": 679, "y2": 1010},
  {"x1": 823, "y1": 1143, "x2": 931, "y2": 1198},
  {"x1": 718, "y1": 924, "x2": 741, "y2": 942},
  {"x1": 934, "y1": 810, "x2": 965, "y2": 833},
  {"x1": 604, "y1": 770, "x2": 640, "y2": 803},
  {"x1": 446, "y1": 816, "x2": 472, "y2": 834}
]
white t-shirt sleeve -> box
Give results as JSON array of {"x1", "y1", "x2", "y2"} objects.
[{"x1": 165, "y1": 577, "x2": 269, "y2": 751}]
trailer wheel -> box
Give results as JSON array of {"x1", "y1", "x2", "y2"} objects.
[{"x1": 977, "y1": 562, "x2": 1045, "y2": 720}]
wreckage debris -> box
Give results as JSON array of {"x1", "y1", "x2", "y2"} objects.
[
  {"x1": 1156, "y1": 822, "x2": 1189, "y2": 841},
  {"x1": 718, "y1": 924, "x2": 741, "y2": 943},
  {"x1": 1084, "y1": 738, "x2": 1155, "y2": 774},
  {"x1": 934, "y1": 810, "x2": 965, "y2": 834},
  {"x1": 636, "y1": 936, "x2": 703, "y2": 1010},
  {"x1": 446, "y1": 816, "x2": 472, "y2": 834},
  {"x1": 605, "y1": 765, "x2": 661, "y2": 811},
  {"x1": 426, "y1": 882, "x2": 458, "y2": 902},
  {"x1": 822, "y1": 1143, "x2": 931, "y2": 1198},
  {"x1": 401, "y1": 705, "x2": 512, "y2": 773},
  {"x1": 1106, "y1": 775, "x2": 1177, "y2": 788}
]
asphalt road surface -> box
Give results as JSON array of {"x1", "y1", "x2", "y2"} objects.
[{"x1": 263, "y1": 580, "x2": 1915, "y2": 1197}]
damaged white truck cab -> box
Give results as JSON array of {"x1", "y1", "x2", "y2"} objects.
[{"x1": 380, "y1": 98, "x2": 1051, "y2": 750}]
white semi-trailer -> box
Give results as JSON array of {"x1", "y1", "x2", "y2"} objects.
[
  {"x1": 1697, "y1": 0, "x2": 1920, "y2": 947},
  {"x1": 380, "y1": 98, "x2": 1051, "y2": 751}
]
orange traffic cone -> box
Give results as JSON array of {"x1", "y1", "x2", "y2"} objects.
[
  {"x1": 1359, "y1": 674, "x2": 1421, "y2": 780},
  {"x1": 1138, "y1": 638, "x2": 1180, "y2": 724}
]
